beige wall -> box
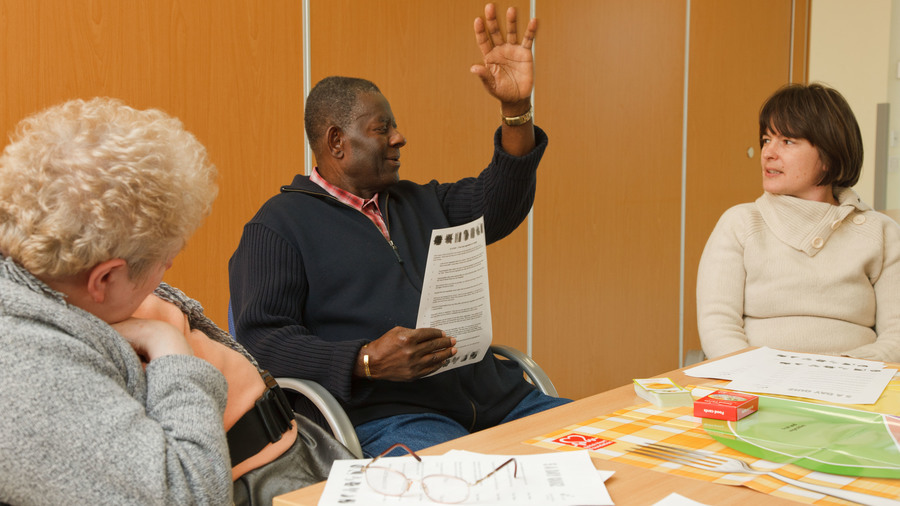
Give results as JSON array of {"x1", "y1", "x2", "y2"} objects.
[
  {"x1": 808, "y1": 0, "x2": 893, "y2": 207},
  {"x1": 889, "y1": 0, "x2": 900, "y2": 210}
]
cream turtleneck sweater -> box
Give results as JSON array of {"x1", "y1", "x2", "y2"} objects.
[{"x1": 697, "y1": 188, "x2": 900, "y2": 362}]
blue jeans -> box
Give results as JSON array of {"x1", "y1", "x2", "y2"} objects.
[{"x1": 355, "y1": 389, "x2": 572, "y2": 457}]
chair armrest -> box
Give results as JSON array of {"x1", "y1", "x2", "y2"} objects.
[
  {"x1": 490, "y1": 345, "x2": 559, "y2": 398},
  {"x1": 275, "y1": 347, "x2": 557, "y2": 459},
  {"x1": 275, "y1": 377, "x2": 364, "y2": 459}
]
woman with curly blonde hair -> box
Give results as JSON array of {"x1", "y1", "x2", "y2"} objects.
[
  {"x1": 0, "y1": 97, "x2": 232, "y2": 505},
  {"x1": 0, "y1": 98, "x2": 349, "y2": 506},
  {"x1": 0, "y1": 97, "x2": 216, "y2": 281}
]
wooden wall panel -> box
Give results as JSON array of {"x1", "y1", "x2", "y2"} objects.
[
  {"x1": 535, "y1": 0, "x2": 687, "y2": 400},
  {"x1": 681, "y1": 0, "x2": 797, "y2": 359},
  {"x1": 307, "y1": 0, "x2": 532, "y2": 350},
  {"x1": 791, "y1": 0, "x2": 811, "y2": 84},
  {"x1": 0, "y1": 0, "x2": 304, "y2": 328},
  {"x1": 1, "y1": 0, "x2": 810, "y2": 401}
]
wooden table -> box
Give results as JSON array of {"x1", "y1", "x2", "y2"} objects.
[{"x1": 274, "y1": 361, "x2": 803, "y2": 505}]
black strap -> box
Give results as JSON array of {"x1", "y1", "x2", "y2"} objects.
[{"x1": 227, "y1": 371, "x2": 294, "y2": 466}]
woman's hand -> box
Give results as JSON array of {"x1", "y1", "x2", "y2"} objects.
[{"x1": 112, "y1": 318, "x2": 193, "y2": 363}]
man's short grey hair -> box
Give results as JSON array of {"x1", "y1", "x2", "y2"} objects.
[{"x1": 304, "y1": 76, "x2": 381, "y2": 149}]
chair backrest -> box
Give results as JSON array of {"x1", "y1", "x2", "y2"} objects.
[{"x1": 227, "y1": 301, "x2": 236, "y2": 336}]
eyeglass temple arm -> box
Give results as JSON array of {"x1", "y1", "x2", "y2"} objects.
[
  {"x1": 369, "y1": 442, "x2": 423, "y2": 466},
  {"x1": 368, "y1": 445, "x2": 517, "y2": 486},
  {"x1": 470, "y1": 457, "x2": 518, "y2": 486}
]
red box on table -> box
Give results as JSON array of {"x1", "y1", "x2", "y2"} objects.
[{"x1": 693, "y1": 390, "x2": 758, "y2": 421}]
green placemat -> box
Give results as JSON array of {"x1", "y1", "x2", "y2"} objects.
[{"x1": 703, "y1": 395, "x2": 900, "y2": 478}]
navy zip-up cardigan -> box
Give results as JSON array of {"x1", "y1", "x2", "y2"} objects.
[{"x1": 229, "y1": 127, "x2": 548, "y2": 430}]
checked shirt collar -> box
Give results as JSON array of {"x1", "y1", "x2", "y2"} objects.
[{"x1": 310, "y1": 168, "x2": 390, "y2": 240}]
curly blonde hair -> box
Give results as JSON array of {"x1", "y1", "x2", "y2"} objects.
[{"x1": 0, "y1": 97, "x2": 217, "y2": 279}]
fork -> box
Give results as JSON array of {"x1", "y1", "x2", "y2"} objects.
[{"x1": 630, "y1": 442, "x2": 899, "y2": 506}]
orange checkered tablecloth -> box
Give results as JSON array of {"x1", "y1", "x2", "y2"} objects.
[{"x1": 525, "y1": 402, "x2": 900, "y2": 504}]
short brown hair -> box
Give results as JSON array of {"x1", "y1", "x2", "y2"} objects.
[{"x1": 759, "y1": 83, "x2": 863, "y2": 188}]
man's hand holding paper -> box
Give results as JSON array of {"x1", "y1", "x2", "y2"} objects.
[
  {"x1": 360, "y1": 327, "x2": 457, "y2": 381},
  {"x1": 417, "y1": 217, "x2": 494, "y2": 376}
]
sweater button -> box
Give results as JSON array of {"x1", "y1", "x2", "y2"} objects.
[
  {"x1": 812, "y1": 236, "x2": 824, "y2": 248},
  {"x1": 830, "y1": 219, "x2": 841, "y2": 230},
  {"x1": 853, "y1": 214, "x2": 866, "y2": 225}
]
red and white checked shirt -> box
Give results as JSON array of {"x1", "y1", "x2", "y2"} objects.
[{"x1": 310, "y1": 168, "x2": 390, "y2": 240}]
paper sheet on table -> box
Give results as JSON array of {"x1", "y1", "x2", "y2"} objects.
[
  {"x1": 446, "y1": 450, "x2": 615, "y2": 505},
  {"x1": 317, "y1": 450, "x2": 614, "y2": 506},
  {"x1": 416, "y1": 217, "x2": 492, "y2": 376},
  {"x1": 652, "y1": 493, "x2": 710, "y2": 506},
  {"x1": 683, "y1": 347, "x2": 895, "y2": 404}
]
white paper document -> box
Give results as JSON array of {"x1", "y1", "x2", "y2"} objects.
[
  {"x1": 684, "y1": 347, "x2": 895, "y2": 404},
  {"x1": 317, "y1": 450, "x2": 614, "y2": 506},
  {"x1": 416, "y1": 217, "x2": 492, "y2": 375},
  {"x1": 652, "y1": 493, "x2": 710, "y2": 506}
]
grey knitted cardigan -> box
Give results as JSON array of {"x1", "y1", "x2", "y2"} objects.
[{"x1": 0, "y1": 255, "x2": 236, "y2": 505}]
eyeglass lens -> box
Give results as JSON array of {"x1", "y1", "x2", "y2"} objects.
[{"x1": 365, "y1": 466, "x2": 471, "y2": 504}]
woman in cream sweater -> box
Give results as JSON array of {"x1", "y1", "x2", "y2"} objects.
[{"x1": 697, "y1": 83, "x2": 900, "y2": 362}]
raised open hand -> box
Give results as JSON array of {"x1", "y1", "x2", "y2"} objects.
[{"x1": 470, "y1": 3, "x2": 538, "y2": 109}]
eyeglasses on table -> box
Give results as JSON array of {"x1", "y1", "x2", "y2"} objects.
[{"x1": 362, "y1": 442, "x2": 518, "y2": 504}]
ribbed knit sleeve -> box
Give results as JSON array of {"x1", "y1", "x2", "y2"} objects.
[
  {"x1": 437, "y1": 126, "x2": 548, "y2": 244},
  {"x1": 696, "y1": 205, "x2": 758, "y2": 358},
  {"x1": 228, "y1": 221, "x2": 365, "y2": 401},
  {"x1": 844, "y1": 213, "x2": 900, "y2": 362}
]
